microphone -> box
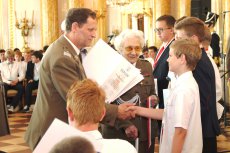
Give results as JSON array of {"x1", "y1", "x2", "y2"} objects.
[{"x1": 223, "y1": 11, "x2": 230, "y2": 13}]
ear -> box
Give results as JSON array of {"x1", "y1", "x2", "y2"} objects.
[
  {"x1": 190, "y1": 35, "x2": 199, "y2": 43},
  {"x1": 71, "y1": 22, "x2": 79, "y2": 32},
  {"x1": 66, "y1": 107, "x2": 75, "y2": 122},
  {"x1": 180, "y1": 54, "x2": 186, "y2": 64},
  {"x1": 99, "y1": 107, "x2": 106, "y2": 121}
]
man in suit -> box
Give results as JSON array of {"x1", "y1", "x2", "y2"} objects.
[
  {"x1": 22, "y1": 51, "x2": 43, "y2": 112},
  {"x1": 153, "y1": 15, "x2": 175, "y2": 138},
  {"x1": 25, "y1": 8, "x2": 134, "y2": 150},
  {"x1": 153, "y1": 15, "x2": 175, "y2": 109}
]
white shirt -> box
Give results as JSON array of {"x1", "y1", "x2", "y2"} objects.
[
  {"x1": 84, "y1": 130, "x2": 137, "y2": 153},
  {"x1": 160, "y1": 71, "x2": 202, "y2": 153},
  {"x1": 34, "y1": 61, "x2": 41, "y2": 81},
  {"x1": 206, "y1": 53, "x2": 222, "y2": 101},
  {"x1": 1, "y1": 61, "x2": 25, "y2": 84}
]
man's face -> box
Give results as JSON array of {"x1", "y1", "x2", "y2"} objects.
[
  {"x1": 155, "y1": 20, "x2": 173, "y2": 42},
  {"x1": 75, "y1": 17, "x2": 97, "y2": 48},
  {"x1": 121, "y1": 37, "x2": 142, "y2": 64}
]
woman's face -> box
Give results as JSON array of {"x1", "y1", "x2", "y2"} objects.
[{"x1": 121, "y1": 37, "x2": 142, "y2": 64}]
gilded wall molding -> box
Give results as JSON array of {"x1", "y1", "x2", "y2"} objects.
[
  {"x1": 41, "y1": 0, "x2": 58, "y2": 47},
  {"x1": 8, "y1": 0, "x2": 15, "y2": 49},
  {"x1": 68, "y1": 0, "x2": 84, "y2": 8}
]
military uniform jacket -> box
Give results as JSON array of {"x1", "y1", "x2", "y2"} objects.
[
  {"x1": 102, "y1": 59, "x2": 157, "y2": 141},
  {"x1": 24, "y1": 35, "x2": 118, "y2": 149}
]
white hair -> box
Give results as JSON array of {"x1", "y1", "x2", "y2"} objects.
[
  {"x1": 114, "y1": 29, "x2": 145, "y2": 53},
  {"x1": 61, "y1": 19, "x2": 66, "y2": 31}
]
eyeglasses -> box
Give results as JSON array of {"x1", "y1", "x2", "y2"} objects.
[
  {"x1": 124, "y1": 46, "x2": 142, "y2": 53},
  {"x1": 154, "y1": 28, "x2": 171, "y2": 33}
]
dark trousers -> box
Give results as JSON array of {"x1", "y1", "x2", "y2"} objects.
[
  {"x1": 25, "y1": 80, "x2": 38, "y2": 107},
  {"x1": 4, "y1": 82, "x2": 23, "y2": 107},
  {"x1": 203, "y1": 137, "x2": 217, "y2": 153}
]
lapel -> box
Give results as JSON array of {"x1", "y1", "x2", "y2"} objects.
[
  {"x1": 57, "y1": 35, "x2": 86, "y2": 78},
  {"x1": 154, "y1": 39, "x2": 174, "y2": 71}
]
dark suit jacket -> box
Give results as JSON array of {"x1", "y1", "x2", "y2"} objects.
[
  {"x1": 26, "y1": 61, "x2": 35, "y2": 81},
  {"x1": 153, "y1": 40, "x2": 174, "y2": 108},
  {"x1": 25, "y1": 35, "x2": 119, "y2": 149},
  {"x1": 193, "y1": 49, "x2": 220, "y2": 137}
]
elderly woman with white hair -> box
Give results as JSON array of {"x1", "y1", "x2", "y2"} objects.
[{"x1": 101, "y1": 29, "x2": 158, "y2": 153}]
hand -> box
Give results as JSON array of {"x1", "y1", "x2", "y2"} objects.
[
  {"x1": 28, "y1": 79, "x2": 33, "y2": 83},
  {"x1": 125, "y1": 125, "x2": 138, "y2": 139},
  {"x1": 11, "y1": 79, "x2": 19, "y2": 85},
  {"x1": 117, "y1": 102, "x2": 135, "y2": 120},
  {"x1": 148, "y1": 95, "x2": 159, "y2": 107}
]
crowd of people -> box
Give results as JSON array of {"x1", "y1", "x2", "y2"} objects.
[
  {"x1": 0, "y1": 47, "x2": 46, "y2": 112},
  {"x1": 1, "y1": 7, "x2": 230, "y2": 153}
]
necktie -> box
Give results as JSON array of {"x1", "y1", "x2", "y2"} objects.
[
  {"x1": 79, "y1": 49, "x2": 87, "y2": 63},
  {"x1": 153, "y1": 46, "x2": 164, "y2": 68}
]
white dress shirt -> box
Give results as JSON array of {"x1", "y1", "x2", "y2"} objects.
[
  {"x1": 84, "y1": 130, "x2": 137, "y2": 153},
  {"x1": 1, "y1": 61, "x2": 25, "y2": 84}
]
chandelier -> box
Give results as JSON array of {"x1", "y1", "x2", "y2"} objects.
[{"x1": 106, "y1": 0, "x2": 132, "y2": 6}]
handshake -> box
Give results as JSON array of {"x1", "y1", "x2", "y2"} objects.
[{"x1": 117, "y1": 95, "x2": 158, "y2": 120}]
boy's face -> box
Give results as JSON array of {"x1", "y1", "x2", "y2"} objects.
[
  {"x1": 167, "y1": 48, "x2": 181, "y2": 74},
  {"x1": 31, "y1": 55, "x2": 39, "y2": 63}
]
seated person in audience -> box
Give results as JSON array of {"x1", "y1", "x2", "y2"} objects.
[
  {"x1": 1, "y1": 49, "x2": 25, "y2": 112},
  {"x1": 127, "y1": 39, "x2": 203, "y2": 153},
  {"x1": 148, "y1": 46, "x2": 158, "y2": 62},
  {"x1": 23, "y1": 51, "x2": 43, "y2": 112},
  {"x1": 23, "y1": 50, "x2": 32, "y2": 62},
  {"x1": 0, "y1": 49, "x2": 6, "y2": 63},
  {"x1": 49, "y1": 136, "x2": 96, "y2": 153},
  {"x1": 14, "y1": 50, "x2": 27, "y2": 74},
  {"x1": 66, "y1": 79, "x2": 137, "y2": 153}
]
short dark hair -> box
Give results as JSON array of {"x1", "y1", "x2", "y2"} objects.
[
  {"x1": 66, "y1": 8, "x2": 96, "y2": 32},
  {"x1": 14, "y1": 48, "x2": 20, "y2": 52},
  {"x1": 156, "y1": 15, "x2": 176, "y2": 28},
  {"x1": 43, "y1": 45, "x2": 49, "y2": 52},
  {"x1": 32, "y1": 51, "x2": 43, "y2": 60},
  {"x1": 0, "y1": 49, "x2": 5, "y2": 53},
  {"x1": 148, "y1": 46, "x2": 158, "y2": 52},
  {"x1": 49, "y1": 136, "x2": 95, "y2": 153}
]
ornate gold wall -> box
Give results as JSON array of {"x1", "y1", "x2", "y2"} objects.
[
  {"x1": 8, "y1": 0, "x2": 15, "y2": 49},
  {"x1": 40, "y1": 0, "x2": 59, "y2": 47}
]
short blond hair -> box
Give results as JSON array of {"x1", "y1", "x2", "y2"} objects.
[
  {"x1": 67, "y1": 79, "x2": 105, "y2": 126},
  {"x1": 5, "y1": 49, "x2": 14, "y2": 58},
  {"x1": 170, "y1": 39, "x2": 202, "y2": 70}
]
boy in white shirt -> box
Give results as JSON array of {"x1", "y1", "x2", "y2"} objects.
[
  {"x1": 66, "y1": 79, "x2": 137, "y2": 153},
  {"x1": 127, "y1": 39, "x2": 203, "y2": 153}
]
